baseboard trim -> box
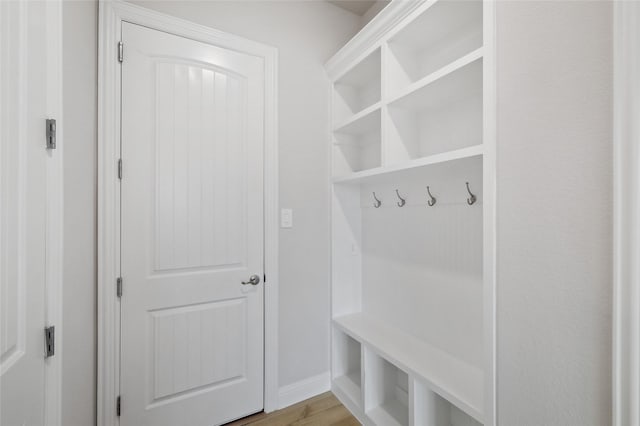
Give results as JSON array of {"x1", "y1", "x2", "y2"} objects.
[{"x1": 277, "y1": 372, "x2": 331, "y2": 410}]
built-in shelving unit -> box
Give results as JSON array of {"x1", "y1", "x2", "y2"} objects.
[{"x1": 327, "y1": 0, "x2": 495, "y2": 425}]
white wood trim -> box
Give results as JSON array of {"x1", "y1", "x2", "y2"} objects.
[
  {"x1": 277, "y1": 372, "x2": 331, "y2": 410},
  {"x1": 613, "y1": 2, "x2": 640, "y2": 425},
  {"x1": 482, "y1": 1, "x2": 497, "y2": 425},
  {"x1": 44, "y1": 1, "x2": 64, "y2": 425},
  {"x1": 97, "y1": 2, "x2": 279, "y2": 424},
  {"x1": 263, "y1": 34, "x2": 280, "y2": 415}
]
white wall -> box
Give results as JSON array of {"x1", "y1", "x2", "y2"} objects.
[
  {"x1": 496, "y1": 2, "x2": 612, "y2": 425},
  {"x1": 62, "y1": 2, "x2": 98, "y2": 426}
]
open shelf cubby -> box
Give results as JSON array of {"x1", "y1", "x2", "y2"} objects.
[
  {"x1": 413, "y1": 379, "x2": 483, "y2": 426},
  {"x1": 387, "y1": 0, "x2": 483, "y2": 97},
  {"x1": 333, "y1": 107, "x2": 382, "y2": 176},
  {"x1": 332, "y1": 329, "x2": 363, "y2": 409},
  {"x1": 333, "y1": 48, "x2": 381, "y2": 124},
  {"x1": 387, "y1": 56, "x2": 483, "y2": 165},
  {"x1": 364, "y1": 349, "x2": 409, "y2": 426}
]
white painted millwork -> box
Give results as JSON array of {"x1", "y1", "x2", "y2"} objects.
[
  {"x1": 1, "y1": 1, "x2": 63, "y2": 425},
  {"x1": 614, "y1": 1, "x2": 640, "y2": 425},
  {"x1": 119, "y1": 22, "x2": 264, "y2": 426},
  {"x1": 328, "y1": 0, "x2": 495, "y2": 425}
]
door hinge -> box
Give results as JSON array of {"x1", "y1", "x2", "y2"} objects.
[
  {"x1": 116, "y1": 395, "x2": 121, "y2": 417},
  {"x1": 118, "y1": 159, "x2": 122, "y2": 180},
  {"x1": 44, "y1": 326, "x2": 55, "y2": 358},
  {"x1": 46, "y1": 119, "x2": 56, "y2": 149},
  {"x1": 263, "y1": 274, "x2": 266, "y2": 283},
  {"x1": 118, "y1": 41, "x2": 124, "y2": 63},
  {"x1": 116, "y1": 277, "x2": 123, "y2": 298}
]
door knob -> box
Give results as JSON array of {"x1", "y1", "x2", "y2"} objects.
[{"x1": 242, "y1": 274, "x2": 261, "y2": 286}]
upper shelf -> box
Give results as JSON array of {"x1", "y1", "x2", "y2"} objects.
[
  {"x1": 388, "y1": 48, "x2": 483, "y2": 108},
  {"x1": 332, "y1": 144, "x2": 483, "y2": 184},
  {"x1": 333, "y1": 313, "x2": 484, "y2": 424},
  {"x1": 334, "y1": 102, "x2": 381, "y2": 135},
  {"x1": 388, "y1": 52, "x2": 483, "y2": 111}
]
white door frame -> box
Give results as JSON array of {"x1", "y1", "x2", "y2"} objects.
[
  {"x1": 613, "y1": 2, "x2": 640, "y2": 425},
  {"x1": 44, "y1": 2, "x2": 64, "y2": 425},
  {"x1": 97, "y1": 2, "x2": 279, "y2": 425}
]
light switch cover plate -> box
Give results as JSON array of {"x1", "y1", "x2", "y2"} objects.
[{"x1": 281, "y1": 208, "x2": 293, "y2": 228}]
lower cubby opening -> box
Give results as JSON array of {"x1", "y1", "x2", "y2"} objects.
[
  {"x1": 364, "y1": 349, "x2": 409, "y2": 426},
  {"x1": 333, "y1": 330, "x2": 362, "y2": 407},
  {"x1": 412, "y1": 379, "x2": 482, "y2": 426}
]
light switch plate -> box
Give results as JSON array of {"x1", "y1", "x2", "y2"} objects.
[{"x1": 281, "y1": 208, "x2": 293, "y2": 228}]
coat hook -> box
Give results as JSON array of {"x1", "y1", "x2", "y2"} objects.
[
  {"x1": 426, "y1": 186, "x2": 436, "y2": 207},
  {"x1": 395, "y1": 189, "x2": 406, "y2": 207},
  {"x1": 372, "y1": 192, "x2": 382, "y2": 208},
  {"x1": 465, "y1": 182, "x2": 477, "y2": 205}
]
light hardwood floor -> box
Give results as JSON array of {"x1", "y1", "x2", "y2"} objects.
[{"x1": 225, "y1": 392, "x2": 359, "y2": 426}]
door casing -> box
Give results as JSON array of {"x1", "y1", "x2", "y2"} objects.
[
  {"x1": 613, "y1": 1, "x2": 640, "y2": 425},
  {"x1": 97, "y1": 2, "x2": 279, "y2": 425}
]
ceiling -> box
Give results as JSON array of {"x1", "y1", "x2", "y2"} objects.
[{"x1": 327, "y1": 0, "x2": 379, "y2": 16}]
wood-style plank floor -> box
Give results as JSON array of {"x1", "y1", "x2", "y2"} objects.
[{"x1": 225, "y1": 392, "x2": 359, "y2": 426}]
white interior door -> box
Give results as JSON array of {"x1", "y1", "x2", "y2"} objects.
[
  {"x1": 0, "y1": 1, "x2": 49, "y2": 425},
  {"x1": 120, "y1": 22, "x2": 265, "y2": 426}
]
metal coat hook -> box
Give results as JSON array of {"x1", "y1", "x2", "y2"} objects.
[
  {"x1": 395, "y1": 189, "x2": 406, "y2": 207},
  {"x1": 372, "y1": 192, "x2": 382, "y2": 208},
  {"x1": 426, "y1": 186, "x2": 436, "y2": 207},
  {"x1": 465, "y1": 182, "x2": 477, "y2": 205}
]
